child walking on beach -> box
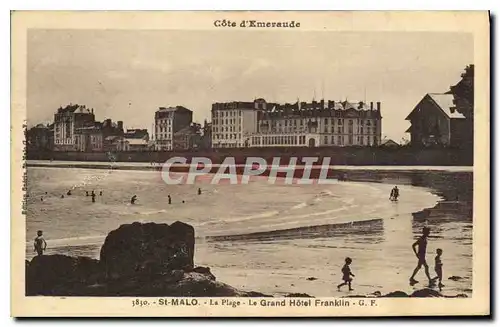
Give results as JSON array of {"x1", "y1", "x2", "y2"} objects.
[
  {"x1": 434, "y1": 248, "x2": 444, "y2": 288},
  {"x1": 34, "y1": 230, "x2": 47, "y2": 256},
  {"x1": 337, "y1": 257, "x2": 355, "y2": 291}
]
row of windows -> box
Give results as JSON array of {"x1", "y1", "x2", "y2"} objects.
[
  {"x1": 213, "y1": 143, "x2": 241, "y2": 148},
  {"x1": 54, "y1": 140, "x2": 74, "y2": 145},
  {"x1": 260, "y1": 118, "x2": 378, "y2": 127},
  {"x1": 258, "y1": 126, "x2": 376, "y2": 134},
  {"x1": 213, "y1": 126, "x2": 241, "y2": 133},
  {"x1": 212, "y1": 110, "x2": 242, "y2": 118},
  {"x1": 157, "y1": 126, "x2": 172, "y2": 133},
  {"x1": 212, "y1": 118, "x2": 242, "y2": 126},
  {"x1": 322, "y1": 126, "x2": 375, "y2": 134},
  {"x1": 322, "y1": 135, "x2": 377, "y2": 146},
  {"x1": 213, "y1": 134, "x2": 240, "y2": 140},
  {"x1": 251, "y1": 135, "x2": 307, "y2": 146},
  {"x1": 156, "y1": 119, "x2": 172, "y2": 125}
]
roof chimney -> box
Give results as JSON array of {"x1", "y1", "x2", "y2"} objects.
[
  {"x1": 376, "y1": 102, "x2": 381, "y2": 111},
  {"x1": 370, "y1": 102, "x2": 373, "y2": 110}
]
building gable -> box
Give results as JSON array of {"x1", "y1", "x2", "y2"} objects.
[{"x1": 406, "y1": 94, "x2": 451, "y2": 121}]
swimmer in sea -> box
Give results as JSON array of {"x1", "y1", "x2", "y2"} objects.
[
  {"x1": 91, "y1": 193, "x2": 96, "y2": 203},
  {"x1": 99, "y1": 191, "x2": 103, "y2": 196},
  {"x1": 86, "y1": 191, "x2": 89, "y2": 196},
  {"x1": 61, "y1": 195, "x2": 64, "y2": 199},
  {"x1": 168, "y1": 195, "x2": 171, "y2": 205},
  {"x1": 67, "y1": 190, "x2": 72, "y2": 196},
  {"x1": 131, "y1": 195, "x2": 137, "y2": 205}
]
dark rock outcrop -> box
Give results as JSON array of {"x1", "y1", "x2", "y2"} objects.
[
  {"x1": 410, "y1": 288, "x2": 442, "y2": 298},
  {"x1": 99, "y1": 221, "x2": 195, "y2": 279},
  {"x1": 285, "y1": 293, "x2": 315, "y2": 298},
  {"x1": 25, "y1": 221, "x2": 270, "y2": 297},
  {"x1": 382, "y1": 291, "x2": 409, "y2": 297},
  {"x1": 344, "y1": 289, "x2": 468, "y2": 298},
  {"x1": 26, "y1": 254, "x2": 101, "y2": 295}
]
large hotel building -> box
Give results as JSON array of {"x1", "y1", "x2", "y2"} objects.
[{"x1": 211, "y1": 98, "x2": 382, "y2": 148}]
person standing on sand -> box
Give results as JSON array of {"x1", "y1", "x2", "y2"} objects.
[
  {"x1": 198, "y1": 188, "x2": 202, "y2": 195},
  {"x1": 168, "y1": 194, "x2": 171, "y2": 205},
  {"x1": 34, "y1": 230, "x2": 47, "y2": 256},
  {"x1": 131, "y1": 195, "x2": 137, "y2": 205},
  {"x1": 337, "y1": 257, "x2": 355, "y2": 291},
  {"x1": 434, "y1": 248, "x2": 444, "y2": 288},
  {"x1": 409, "y1": 227, "x2": 432, "y2": 286}
]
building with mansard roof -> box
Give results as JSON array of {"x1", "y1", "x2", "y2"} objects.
[{"x1": 211, "y1": 98, "x2": 382, "y2": 148}]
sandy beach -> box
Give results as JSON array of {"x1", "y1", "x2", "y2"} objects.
[{"x1": 25, "y1": 162, "x2": 473, "y2": 297}]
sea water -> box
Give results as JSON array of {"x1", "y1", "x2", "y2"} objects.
[{"x1": 25, "y1": 166, "x2": 473, "y2": 297}]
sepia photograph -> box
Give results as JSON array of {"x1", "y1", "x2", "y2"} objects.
[{"x1": 10, "y1": 11, "x2": 490, "y2": 317}]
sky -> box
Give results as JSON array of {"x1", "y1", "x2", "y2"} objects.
[{"x1": 27, "y1": 30, "x2": 473, "y2": 142}]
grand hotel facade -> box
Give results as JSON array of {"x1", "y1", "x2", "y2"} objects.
[{"x1": 211, "y1": 98, "x2": 382, "y2": 148}]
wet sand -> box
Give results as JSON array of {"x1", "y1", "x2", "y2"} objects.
[{"x1": 25, "y1": 162, "x2": 473, "y2": 297}]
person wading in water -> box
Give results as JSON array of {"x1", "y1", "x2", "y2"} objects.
[
  {"x1": 409, "y1": 227, "x2": 432, "y2": 286},
  {"x1": 390, "y1": 186, "x2": 399, "y2": 201},
  {"x1": 131, "y1": 195, "x2": 137, "y2": 205}
]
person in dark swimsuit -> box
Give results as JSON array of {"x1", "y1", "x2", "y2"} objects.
[
  {"x1": 131, "y1": 195, "x2": 137, "y2": 205},
  {"x1": 409, "y1": 227, "x2": 432, "y2": 285}
]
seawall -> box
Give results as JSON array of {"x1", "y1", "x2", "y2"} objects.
[{"x1": 27, "y1": 146, "x2": 473, "y2": 166}]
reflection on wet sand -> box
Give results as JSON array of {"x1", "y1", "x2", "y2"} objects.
[{"x1": 207, "y1": 218, "x2": 384, "y2": 243}]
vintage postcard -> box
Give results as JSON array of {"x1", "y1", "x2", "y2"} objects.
[{"x1": 11, "y1": 11, "x2": 490, "y2": 317}]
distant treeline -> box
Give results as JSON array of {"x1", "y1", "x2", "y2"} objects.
[{"x1": 27, "y1": 146, "x2": 473, "y2": 166}]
